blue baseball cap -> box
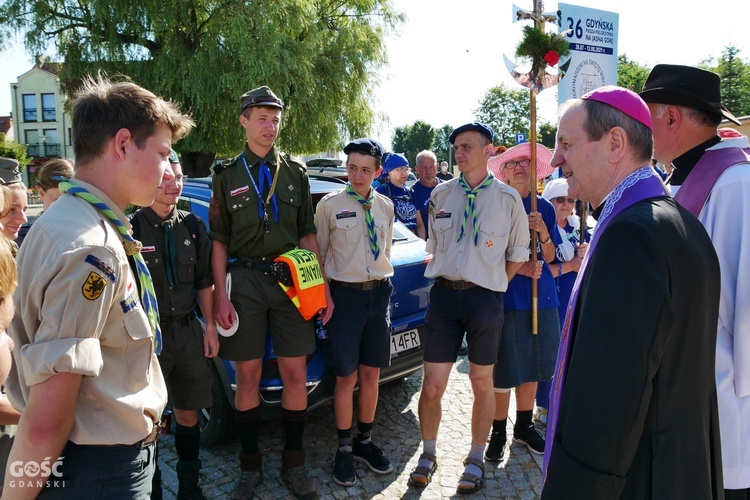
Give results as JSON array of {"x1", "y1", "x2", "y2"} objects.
[{"x1": 449, "y1": 122, "x2": 494, "y2": 145}]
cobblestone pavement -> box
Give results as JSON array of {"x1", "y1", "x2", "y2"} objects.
[{"x1": 157, "y1": 356, "x2": 544, "y2": 499}]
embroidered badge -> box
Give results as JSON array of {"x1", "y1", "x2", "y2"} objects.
[
  {"x1": 435, "y1": 211, "x2": 451, "y2": 219},
  {"x1": 82, "y1": 271, "x2": 107, "y2": 301},
  {"x1": 486, "y1": 240, "x2": 494, "y2": 248},
  {"x1": 120, "y1": 289, "x2": 139, "y2": 313},
  {"x1": 84, "y1": 254, "x2": 116, "y2": 282},
  {"x1": 230, "y1": 185, "x2": 250, "y2": 197},
  {"x1": 336, "y1": 212, "x2": 357, "y2": 220},
  {"x1": 141, "y1": 246, "x2": 156, "y2": 253},
  {"x1": 288, "y1": 184, "x2": 294, "y2": 191},
  {"x1": 184, "y1": 239, "x2": 191, "y2": 247}
]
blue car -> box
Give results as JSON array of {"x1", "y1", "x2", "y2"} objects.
[{"x1": 177, "y1": 175, "x2": 432, "y2": 446}]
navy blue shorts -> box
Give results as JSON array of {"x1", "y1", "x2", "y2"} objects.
[
  {"x1": 327, "y1": 279, "x2": 394, "y2": 377},
  {"x1": 423, "y1": 282, "x2": 504, "y2": 366},
  {"x1": 493, "y1": 307, "x2": 561, "y2": 388}
]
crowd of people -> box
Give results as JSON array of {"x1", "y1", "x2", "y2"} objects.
[{"x1": 0, "y1": 62, "x2": 745, "y2": 500}]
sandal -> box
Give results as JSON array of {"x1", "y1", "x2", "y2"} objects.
[
  {"x1": 408, "y1": 452, "x2": 437, "y2": 487},
  {"x1": 456, "y1": 457, "x2": 484, "y2": 494}
]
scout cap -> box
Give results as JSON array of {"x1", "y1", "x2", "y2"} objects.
[
  {"x1": 381, "y1": 152, "x2": 409, "y2": 173},
  {"x1": 239, "y1": 86, "x2": 284, "y2": 112},
  {"x1": 449, "y1": 122, "x2": 494, "y2": 145},
  {"x1": 582, "y1": 85, "x2": 652, "y2": 130},
  {"x1": 0, "y1": 157, "x2": 22, "y2": 185},
  {"x1": 168, "y1": 149, "x2": 180, "y2": 164},
  {"x1": 639, "y1": 64, "x2": 741, "y2": 125},
  {"x1": 343, "y1": 138, "x2": 383, "y2": 159}
]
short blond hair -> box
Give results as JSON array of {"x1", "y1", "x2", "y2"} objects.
[{"x1": 0, "y1": 236, "x2": 17, "y2": 301}]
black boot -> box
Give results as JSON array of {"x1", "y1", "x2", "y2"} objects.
[{"x1": 176, "y1": 459, "x2": 206, "y2": 500}]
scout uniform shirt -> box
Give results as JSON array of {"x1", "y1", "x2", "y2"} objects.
[
  {"x1": 130, "y1": 207, "x2": 213, "y2": 320},
  {"x1": 209, "y1": 144, "x2": 316, "y2": 261},
  {"x1": 8, "y1": 180, "x2": 167, "y2": 445},
  {"x1": 315, "y1": 188, "x2": 395, "y2": 282},
  {"x1": 425, "y1": 176, "x2": 530, "y2": 292}
]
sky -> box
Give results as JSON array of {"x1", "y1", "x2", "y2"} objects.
[{"x1": 1, "y1": 0, "x2": 748, "y2": 149}]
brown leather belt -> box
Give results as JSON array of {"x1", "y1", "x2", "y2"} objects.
[
  {"x1": 134, "y1": 424, "x2": 160, "y2": 448},
  {"x1": 435, "y1": 277, "x2": 477, "y2": 290},
  {"x1": 331, "y1": 279, "x2": 387, "y2": 291}
]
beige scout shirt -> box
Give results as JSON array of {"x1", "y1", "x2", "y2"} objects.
[
  {"x1": 8, "y1": 180, "x2": 167, "y2": 445},
  {"x1": 425, "y1": 176, "x2": 529, "y2": 292},
  {"x1": 315, "y1": 188, "x2": 395, "y2": 282}
]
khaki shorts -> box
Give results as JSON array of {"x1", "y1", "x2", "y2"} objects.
[
  {"x1": 218, "y1": 266, "x2": 315, "y2": 361},
  {"x1": 157, "y1": 317, "x2": 213, "y2": 410}
]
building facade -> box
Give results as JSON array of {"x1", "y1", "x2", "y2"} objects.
[{"x1": 10, "y1": 63, "x2": 73, "y2": 186}]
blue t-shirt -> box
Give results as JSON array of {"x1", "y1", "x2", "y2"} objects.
[
  {"x1": 411, "y1": 179, "x2": 442, "y2": 234},
  {"x1": 375, "y1": 182, "x2": 418, "y2": 232},
  {"x1": 504, "y1": 194, "x2": 562, "y2": 311}
]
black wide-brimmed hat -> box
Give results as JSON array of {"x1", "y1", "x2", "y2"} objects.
[{"x1": 639, "y1": 64, "x2": 741, "y2": 125}]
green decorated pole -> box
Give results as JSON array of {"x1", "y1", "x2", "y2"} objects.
[{"x1": 505, "y1": 0, "x2": 570, "y2": 334}]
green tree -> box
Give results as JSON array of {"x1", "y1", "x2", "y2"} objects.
[
  {"x1": 474, "y1": 84, "x2": 531, "y2": 147},
  {"x1": 538, "y1": 122, "x2": 557, "y2": 150},
  {"x1": 0, "y1": 0, "x2": 402, "y2": 176},
  {"x1": 432, "y1": 124, "x2": 454, "y2": 165},
  {"x1": 0, "y1": 134, "x2": 30, "y2": 169},
  {"x1": 701, "y1": 45, "x2": 750, "y2": 117},
  {"x1": 616, "y1": 54, "x2": 651, "y2": 92},
  {"x1": 390, "y1": 120, "x2": 436, "y2": 167}
]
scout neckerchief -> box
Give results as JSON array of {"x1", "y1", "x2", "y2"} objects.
[
  {"x1": 457, "y1": 172, "x2": 495, "y2": 245},
  {"x1": 542, "y1": 167, "x2": 668, "y2": 481},
  {"x1": 345, "y1": 184, "x2": 379, "y2": 259},
  {"x1": 58, "y1": 180, "x2": 163, "y2": 355},
  {"x1": 241, "y1": 153, "x2": 281, "y2": 233}
]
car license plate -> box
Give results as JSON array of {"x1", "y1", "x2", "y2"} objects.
[{"x1": 390, "y1": 329, "x2": 420, "y2": 357}]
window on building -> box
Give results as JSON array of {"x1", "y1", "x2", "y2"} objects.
[
  {"x1": 41, "y1": 93, "x2": 56, "y2": 122},
  {"x1": 43, "y1": 129, "x2": 60, "y2": 157},
  {"x1": 23, "y1": 94, "x2": 37, "y2": 122},
  {"x1": 25, "y1": 129, "x2": 40, "y2": 156}
]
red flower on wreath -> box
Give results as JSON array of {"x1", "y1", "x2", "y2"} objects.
[{"x1": 543, "y1": 50, "x2": 560, "y2": 67}]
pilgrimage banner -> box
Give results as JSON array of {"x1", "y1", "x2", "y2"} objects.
[{"x1": 557, "y1": 3, "x2": 619, "y2": 104}]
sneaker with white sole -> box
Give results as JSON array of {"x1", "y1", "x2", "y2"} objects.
[
  {"x1": 513, "y1": 422, "x2": 545, "y2": 455},
  {"x1": 352, "y1": 437, "x2": 393, "y2": 474}
]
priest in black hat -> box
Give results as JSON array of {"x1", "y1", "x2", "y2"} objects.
[{"x1": 641, "y1": 64, "x2": 750, "y2": 499}]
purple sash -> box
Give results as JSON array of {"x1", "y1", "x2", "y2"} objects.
[
  {"x1": 673, "y1": 146, "x2": 750, "y2": 217},
  {"x1": 542, "y1": 168, "x2": 669, "y2": 481}
]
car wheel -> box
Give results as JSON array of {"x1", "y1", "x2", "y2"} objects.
[{"x1": 199, "y1": 361, "x2": 236, "y2": 448}]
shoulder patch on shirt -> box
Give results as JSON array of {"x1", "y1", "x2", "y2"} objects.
[
  {"x1": 82, "y1": 271, "x2": 107, "y2": 301},
  {"x1": 84, "y1": 254, "x2": 117, "y2": 282},
  {"x1": 120, "y1": 289, "x2": 139, "y2": 314},
  {"x1": 435, "y1": 211, "x2": 452, "y2": 219},
  {"x1": 336, "y1": 211, "x2": 357, "y2": 220}
]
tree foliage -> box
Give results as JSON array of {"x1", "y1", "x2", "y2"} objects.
[
  {"x1": 432, "y1": 124, "x2": 454, "y2": 164},
  {"x1": 0, "y1": 0, "x2": 402, "y2": 176},
  {"x1": 701, "y1": 45, "x2": 750, "y2": 118},
  {"x1": 538, "y1": 123, "x2": 556, "y2": 149},
  {"x1": 474, "y1": 84, "x2": 531, "y2": 147},
  {"x1": 616, "y1": 54, "x2": 650, "y2": 92},
  {"x1": 0, "y1": 134, "x2": 30, "y2": 169},
  {"x1": 390, "y1": 120, "x2": 435, "y2": 166}
]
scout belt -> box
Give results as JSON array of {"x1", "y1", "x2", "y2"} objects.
[{"x1": 227, "y1": 256, "x2": 294, "y2": 287}]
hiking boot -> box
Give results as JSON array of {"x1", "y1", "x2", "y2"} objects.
[
  {"x1": 332, "y1": 449, "x2": 356, "y2": 486},
  {"x1": 352, "y1": 437, "x2": 393, "y2": 474},
  {"x1": 230, "y1": 470, "x2": 263, "y2": 500},
  {"x1": 513, "y1": 422, "x2": 545, "y2": 455},
  {"x1": 484, "y1": 430, "x2": 507, "y2": 462},
  {"x1": 281, "y1": 449, "x2": 318, "y2": 499},
  {"x1": 281, "y1": 466, "x2": 318, "y2": 499},
  {"x1": 177, "y1": 470, "x2": 206, "y2": 500}
]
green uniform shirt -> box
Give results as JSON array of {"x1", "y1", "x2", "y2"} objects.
[
  {"x1": 209, "y1": 144, "x2": 316, "y2": 260},
  {"x1": 130, "y1": 207, "x2": 213, "y2": 321}
]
